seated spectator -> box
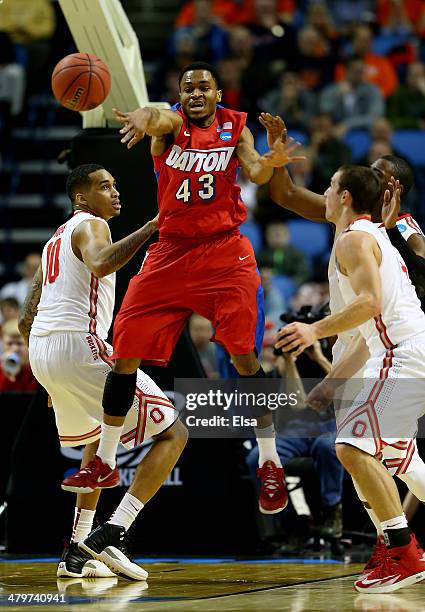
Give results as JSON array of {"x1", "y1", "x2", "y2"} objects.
[
  {"x1": 308, "y1": 112, "x2": 353, "y2": 194},
  {"x1": 287, "y1": 145, "x2": 313, "y2": 188},
  {"x1": 320, "y1": 57, "x2": 385, "y2": 137},
  {"x1": 259, "y1": 266, "x2": 287, "y2": 329},
  {"x1": 218, "y1": 57, "x2": 243, "y2": 109},
  {"x1": 291, "y1": 282, "x2": 330, "y2": 313},
  {"x1": 377, "y1": 0, "x2": 425, "y2": 38},
  {"x1": 0, "y1": 253, "x2": 41, "y2": 306},
  {"x1": 0, "y1": 0, "x2": 56, "y2": 95},
  {"x1": 327, "y1": 0, "x2": 376, "y2": 32},
  {"x1": 293, "y1": 25, "x2": 337, "y2": 92},
  {"x1": 259, "y1": 71, "x2": 317, "y2": 131},
  {"x1": 170, "y1": 0, "x2": 230, "y2": 64},
  {"x1": 175, "y1": 0, "x2": 295, "y2": 27},
  {"x1": 189, "y1": 314, "x2": 219, "y2": 379},
  {"x1": 304, "y1": 2, "x2": 339, "y2": 48},
  {"x1": 387, "y1": 61, "x2": 425, "y2": 129},
  {"x1": 245, "y1": 0, "x2": 297, "y2": 65},
  {"x1": 246, "y1": 347, "x2": 343, "y2": 544},
  {"x1": 363, "y1": 140, "x2": 394, "y2": 166},
  {"x1": 259, "y1": 221, "x2": 310, "y2": 285},
  {"x1": 335, "y1": 24, "x2": 399, "y2": 98},
  {"x1": 0, "y1": 297, "x2": 20, "y2": 326},
  {"x1": 0, "y1": 319, "x2": 38, "y2": 392}
]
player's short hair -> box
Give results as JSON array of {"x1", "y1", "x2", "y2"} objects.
[
  {"x1": 337, "y1": 165, "x2": 383, "y2": 214},
  {"x1": 178, "y1": 62, "x2": 220, "y2": 89},
  {"x1": 379, "y1": 155, "x2": 414, "y2": 195},
  {"x1": 66, "y1": 163, "x2": 105, "y2": 204}
]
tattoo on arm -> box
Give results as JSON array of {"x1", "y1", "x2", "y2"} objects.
[
  {"x1": 101, "y1": 221, "x2": 156, "y2": 274},
  {"x1": 19, "y1": 265, "x2": 43, "y2": 342}
]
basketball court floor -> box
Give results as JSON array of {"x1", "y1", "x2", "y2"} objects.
[{"x1": 2, "y1": 556, "x2": 425, "y2": 611}]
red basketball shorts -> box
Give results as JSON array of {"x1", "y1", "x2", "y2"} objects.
[{"x1": 112, "y1": 231, "x2": 264, "y2": 365}]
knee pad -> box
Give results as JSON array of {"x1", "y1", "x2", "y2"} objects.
[{"x1": 102, "y1": 370, "x2": 137, "y2": 417}]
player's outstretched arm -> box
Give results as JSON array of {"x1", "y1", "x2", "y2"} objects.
[
  {"x1": 114, "y1": 107, "x2": 183, "y2": 149},
  {"x1": 18, "y1": 264, "x2": 43, "y2": 345},
  {"x1": 259, "y1": 113, "x2": 327, "y2": 223},
  {"x1": 73, "y1": 216, "x2": 158, "y2": 278},
  {"x1": 275, "y1": 232, "x2": 381, "y2": 357}
]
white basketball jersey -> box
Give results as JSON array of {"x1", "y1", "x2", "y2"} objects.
[
  {"x1": 32, "y1": 211, "x2": 115, "y2": 340},
  {"x1": 336, "y1": 218, "x2": 425, "y2": 356},
  {"x1": 329, "y1": 215, "x2": 423, "y2": 363}
]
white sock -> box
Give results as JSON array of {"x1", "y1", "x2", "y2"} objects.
[
  {"x1": 70, "y1": 508, "x2": 95, "y2": 544},
  {"x1": 352, "y1": 478, "x2": 383, "y2": 536},
  {"x1": 97, "y1": 422, "x2": 124, "y2": 469},
  {"x1": 108, "y1": 493, "x2": 144, "y2": 531},
  {"x1": 381, "y1": 514, "x2": 408, "y2": 532},
  {"x1": 254, "y1": 424, "x2": 282, "y2": 467}
]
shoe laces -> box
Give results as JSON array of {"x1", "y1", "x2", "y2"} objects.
[
  {"x1": 364, "y1": 538, "x2": 388, "y2": 570},
  {"x1": 367, "y1": 552, "x2": 399, "y2": 580},
  {"x1": 79, "y1": 456, "x2": 102, "y2": 477},
  {"x1": 259, "y1": 462, "x2": 283, "y2": 495}
]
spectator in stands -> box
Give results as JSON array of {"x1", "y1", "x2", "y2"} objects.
[
  {"x1": 364, "y1": 140, "x2": 394, "y2": 166},
  {"x1": 259, "y1": 266, "x2": 287, "y2": 329},
  {"x1": 237, "y1": 168, "x2": 259, "y2": 221},
  {"x1": 319, "y1": 57, "x2": 385, "y2": 137},
  {"x1": 304, "y1": 2, "x2": 339, "y2": 49},
  {"x1": 287, "y1": 145, "x2": 313, "y2": 189},
  {"x1": 0, "y1": 297, "x2": 20, "y2": 326},
  {"x1": 387, "y1": 61, "x2": 425, "y2": 129},
  {"x1": 0, "y1": 253, "x2": 41, "y2": 306},
  {"x1": 293, "y1": 26, "x2": 337, "y2": 92},
  {"x1": 0, "y1": 0, "x2": 56, "y2": 95},
  {"x1": 335, "y1": 24, "x2": 399, "y2": 98},
  {"x1": 0, "y1": 319, "x2": 37, "y2": 392},
  {"x1": 259, "y1": 71, "x2": 317, "y2": 131},
  {"x1": 189, "y1": 314, "x2": 219, "y2": 379},
  {"x1": 218, "y1": 57, "x2": 243, "y2": 110},
  {"x1": 377, "y1": 0, "x2": 425, "y2": 38},
  {"x1": 0, "y1": 32, "x2": 25, "y2": 159},
  {"x1": 308, "y1": 112, "x2": 353, "y2": 194},
  {"x1": 245, "y1": 0, "x2": 297, "y2": 65},
  {"x1": 246, "y1": 345, "x2": 343, "y2": 546},
  {"x1": 170, "y1": 0, "x2": 230, "y2": 64},
  {"x1": 260, "y1": 321, "x2": 280, "y2": 372},
  {"x1": 327, "y1": 0, "x2": 376, "y2": 32},
  {"x1": 259, "y1": 221, "x2": 310, "y2": 286},
  {"x1": 291, "y1": 282, "x2": 330, "y2": 313}
]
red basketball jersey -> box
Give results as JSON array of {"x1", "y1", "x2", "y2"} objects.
[{"x1": 153, "y1": 106, "x2": 247, "y2": 238}]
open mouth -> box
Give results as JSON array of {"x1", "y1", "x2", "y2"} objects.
[
  {"x1": 190, "y1": 102, "x2": 205, "y2": 110},
  {"x1": 112, "y1": 201, "x2": 121, "y2": 209}
]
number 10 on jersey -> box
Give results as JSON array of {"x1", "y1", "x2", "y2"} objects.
[{"x1": 175, "y1": 173, "x2": 215, "y2": 204}]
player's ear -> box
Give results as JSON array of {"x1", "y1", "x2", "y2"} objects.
[
  {"x1": 216, "y1": 89, "x2": 222, "y2": 103},
  {"x1": 75, "y1": 192, "x2": 86, "y2": 206}
]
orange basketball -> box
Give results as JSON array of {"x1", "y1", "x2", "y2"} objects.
[{"x1": 51, "y1": 53, "x2": 111, "y2": 112}]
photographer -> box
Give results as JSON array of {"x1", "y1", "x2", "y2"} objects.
[
  {"x1": 246, "y1": 305, "x2": 344, "y2": 546},
  {"x1": 0, "y1": 319, "x2": 38, "y2": 392}
]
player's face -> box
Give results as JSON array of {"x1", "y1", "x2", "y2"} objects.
[
  {"x1": 371, "y1": 158, "x2": 394, "y2": 187},
  {"x1": 83, "y1": 170, "x2": 121, "y2": 221},
  {"x1": 324, "y1": 171, "x2": 344, "y2": 222},
  {"x1": 179, "y1": 70, "x2": 222, "y2": 126}
]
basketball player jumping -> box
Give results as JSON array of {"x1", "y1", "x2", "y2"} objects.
[
  {"x1": 20, "y1": 164, "x2": 188, "y2": 581},
  {"x1": 261, "y1": 112, "x2": 425, "y2": 579},
  {"x1": 64, "y1": 62, "x2": 305, "y2": 517},
  {"x1": 275, "y1": 166, "x2": 425, "y2": 593}
]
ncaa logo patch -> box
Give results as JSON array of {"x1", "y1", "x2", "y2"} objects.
[
  {"x1": 398, "y1": 224, "x2": 407, "y2": 233},
  {"x1": 220, "y1": 131, "x2": 232, "y2": 141}
]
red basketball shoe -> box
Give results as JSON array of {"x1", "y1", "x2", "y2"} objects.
[
  {"x1": 257, "y1": 460, "x2": 288, "y2": 514},
  {"x1": 354, "y1": 534, "x2": 425, "y2": 593},
  {"x1": 62, "y1": 455, "x2": 120, "y2": 493},
  {"x1": 359, "y1": 535, "x2": 388, "y2": 578}
]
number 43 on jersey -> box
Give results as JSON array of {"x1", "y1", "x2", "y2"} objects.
[{"x1": 175, "y1": 173, "x2": 215, "y2": 204}]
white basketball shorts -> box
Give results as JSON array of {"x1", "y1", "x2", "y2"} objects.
[
  {"x1": 336, "y1": 332, "x2": 425, "y2": 475},
  {"x1": 29, "y1": 331, "x2": 177, "y2": 448}
]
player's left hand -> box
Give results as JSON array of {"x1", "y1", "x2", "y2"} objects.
[
  {"x1": 382, "y1": 176, "x2": 401, "y2": 230},
  {"x1": 113, "y1": 107, "x2": 151, "y2": 149},
  {"x1": 275, "y1": 322, "x2": 318, "y2": 358}
]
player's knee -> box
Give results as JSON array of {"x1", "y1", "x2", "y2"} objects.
[
  {"x1": 158, "y1": 419, "x2": 188, "y2": 451},
  {"x1": 335, "y1": 443, "x2": 359, "y2": 472},
  {"x1": 113, "y1": 358, "x2": 140, "y2": 374},
  {"x1": 102, "y1": 370, "x2": 137, "y2": 417},
  {"x1": 231, "y1": 353, "x2": 260, "y2": 376}
]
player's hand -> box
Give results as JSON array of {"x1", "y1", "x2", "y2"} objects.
[
  {"x1": 306, "y1": 379, "x2": 335, "y2": 412},
  {"x1": 275, "y1": 322, "x2": 318, "y2": 358},
  {"x1": 382, "y1": 176, "x2": 401, "y2": 230},
  {"x1": 259, "y1": 136, "x2": 306, "y2": 169},
  {"x1": 113, "y1": 107, "x2": 152, "y2": 149},
  {"x1": 259, "y1": 113, "x2": 287, "y2": 149}
]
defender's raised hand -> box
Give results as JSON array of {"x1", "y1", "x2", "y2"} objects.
[{"x1": 382, "y1": 176, "x2": 401, "y2": 230}]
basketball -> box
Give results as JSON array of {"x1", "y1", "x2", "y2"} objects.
[{"x1": 51, "y1": 53, "x2": 111, "y2": 112}]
